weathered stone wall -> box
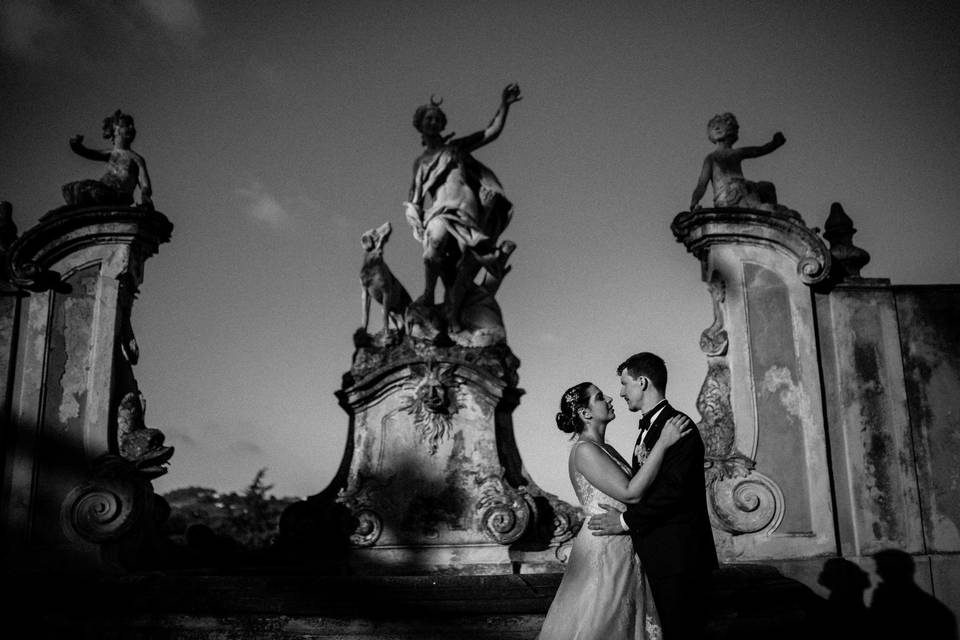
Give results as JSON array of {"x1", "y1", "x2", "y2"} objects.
[
  {"x1": 813, "y1": 280, "x2": 960, "y2": 624},
  {"x1": 815, "y1": 280, "x2": 924, "y2": 557},
  {"x1": 894, "y1": 285, "x2": 960, "y2": 554},
  {"x1": 323, "y1": 341, "x2": 581, "y2": 575},
  {"x1": 894, "y1": 285, "x2": 960, "y2": 616},
  {"x1": 1, "y1": 207, "x2": 172, "y2": 571},
  {"x1": 675, "y1": 209, "x2": 958, "y2": 630},
  {"x1": 672, "y1": 208, "x2": 836, "y2": 561}
]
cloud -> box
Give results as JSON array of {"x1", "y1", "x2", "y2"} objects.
[
  {"x1": 0, "y1": 0, "x2": 64, "y2": 60},
  {"x1": 0, "y1": 1, "x2": 202, "y2": 64},
  {"x1": 137, "y1": 0, "x2": 203, "y2": 39},
  {"x1": 237, "y1": 181, "x2": 291, "y2": 229},
  {"x1": 227, "y1": 440, "x2": 264, "y2": 456}
]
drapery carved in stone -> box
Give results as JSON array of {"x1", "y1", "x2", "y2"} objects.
[
  {"x1": 696, "y1": 272, "x2": 784, "y2": 536},
  {"x1": 475, "y1": 474, "x2": 533, "y2": 544}
]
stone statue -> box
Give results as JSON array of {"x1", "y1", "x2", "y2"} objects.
[
  {"x1": 359, "y1": 221, "x2": 411, "y2": 337},
  {"x1": 117, "y1": 391, "x2": 174, "y2": 479},
  {"x1": 690, "y1": 112, "x2": 785, "y2": 211},
  {"x1": 114, "y1": 271, "x2": 173, "y2": 479},
  {"x1": 403, "y1": 84, "x2": 521, "y2": 335},
  {"x1": 62, "y1": 110, "x2": 153, "y2": 209}
]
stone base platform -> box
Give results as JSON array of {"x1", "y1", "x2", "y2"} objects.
[{"x1": 7, "y1": 565, "x2": 831, "y2": 639}]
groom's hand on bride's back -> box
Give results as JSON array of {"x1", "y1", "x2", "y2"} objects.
[{"x1": 588, "y1": 504, "x2": 626, "y2": 536}]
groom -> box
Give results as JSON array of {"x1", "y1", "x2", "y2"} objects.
[{"x1": 588, "y1": 352, "x2": 718, "y2": 639}]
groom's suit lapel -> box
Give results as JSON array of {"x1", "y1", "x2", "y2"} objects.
[
  {"x1": 643, "y1": 402, "x2": 674, "y2": 452},
  {"x1": 631, "y1": 429, "x2": 642, "y2": 473}
]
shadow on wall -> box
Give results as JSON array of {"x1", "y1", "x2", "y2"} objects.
[{"x1": 816, "y1": 550, "x2": 957, "y2": 640}]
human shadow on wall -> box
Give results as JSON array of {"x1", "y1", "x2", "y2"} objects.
[
  {"x1": 814, "y1": 551, "x2": 957, "y2": 640},
  {"x1": 868, "y1": 549, "x2": 957, "y2": 640},
  {"x1": 815, "y1": 557, "x2": 871, "y2": 640}
]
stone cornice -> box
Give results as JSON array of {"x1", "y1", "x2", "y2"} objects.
[
  {"x1": 7, "y1": 206, "x2": 173, "y2": 290},
  {"x1": 671, "y1": 208, "x2": 831, "y2": 286}
]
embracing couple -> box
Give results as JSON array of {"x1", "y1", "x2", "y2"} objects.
[{"x1": 537, "y1": 353, "x2": 718, "y2": 640}]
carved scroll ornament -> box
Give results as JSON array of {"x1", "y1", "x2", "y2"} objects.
[
  {"x1": 475, "y1": 475, "x2": 533, "y2": 544},
  {"x1": 696, "y1": 272, "x2": 784, "y2": 536},
  {"x1": 337, "y1": 473, "x2": 386, "y2": 547},
  {"x1": 61, "y1": 455, "x2": 150, "y2": 543}
]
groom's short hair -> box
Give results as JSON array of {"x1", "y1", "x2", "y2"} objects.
[{"x1": 617, "y1": 352, "x2": 667, "y2": 393}]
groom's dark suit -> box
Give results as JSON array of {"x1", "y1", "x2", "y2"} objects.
[{"x1": 624, "y1": 401, "x2": 718, "y2": 639}]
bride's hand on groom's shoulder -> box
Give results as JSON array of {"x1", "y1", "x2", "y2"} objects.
[
  {"x1": 660, "y1": 415, "x2": 695, "y2": 448},
  {"x1": 588, "y1": 504, "x2": 625, "y2": 536}
]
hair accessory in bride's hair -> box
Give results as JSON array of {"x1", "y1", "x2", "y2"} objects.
[{"x1": 556, "y1": 382, "x2": 593, "y2": 435}]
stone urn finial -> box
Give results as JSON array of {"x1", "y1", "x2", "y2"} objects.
[{"x1": 823, "y1": 202, "x2": 870, "y2": 279}]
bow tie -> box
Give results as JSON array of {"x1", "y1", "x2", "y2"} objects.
[{"x1": 638, "y1": 413, "x2": 653, "y2": 432}]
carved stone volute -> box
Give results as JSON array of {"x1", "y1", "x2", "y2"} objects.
[
  {"x1": 476, "y1": 473, "x2": 534, "y2": 544},
  {"x1": 62, "y1": 455, "x2": 152, "y2": 544}
]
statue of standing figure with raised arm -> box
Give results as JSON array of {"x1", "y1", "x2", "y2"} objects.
[
  {"x1": 62, "y1": 109, "x2": 153, "y2": 210},
  {"x1": 404, "y1": 84, "x2": 521, "y2": 341},
  {"x1": 690, "y1": 112, "x2": 786, "y2": 212}
]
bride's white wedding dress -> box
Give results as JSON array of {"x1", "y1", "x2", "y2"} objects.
[{"x1": 537, "y1": 440, "x2": 661, "y2": 640}]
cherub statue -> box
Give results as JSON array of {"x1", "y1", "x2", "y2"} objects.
[
  {"x1": 62, "y1": 109, "x2": 153, "y2": 209},
  {"x1": 690, "y1": 112, "x2": 785, "y2": 211},
  {"x1": 404, "y1": 84, "x2": 521, "y2": 334}
]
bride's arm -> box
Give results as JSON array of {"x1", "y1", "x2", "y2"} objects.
[
  {"x1": 620, "y1": 417, "x2": 690, "y2": 504},
  {"x1": 574, "y1": 415, "x2": 693, "y2": 504}
]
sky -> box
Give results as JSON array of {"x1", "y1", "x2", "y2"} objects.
[{"x1": 1, "y1": 1, "x2": 958, "y2": 506}]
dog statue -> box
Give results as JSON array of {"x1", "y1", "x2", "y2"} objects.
[{"x1": 360, "y1": 221, "x2": 411, "y2": 335}]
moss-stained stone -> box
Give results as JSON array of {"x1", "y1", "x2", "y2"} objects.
[
  {"x1": 895, "y1": 285, "x2": 960, "y2": 552},
  {"x1": 815, "y1": 282, "x2": 923, "y2": 556}
]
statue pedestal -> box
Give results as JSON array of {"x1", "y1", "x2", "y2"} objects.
[
  {"x1": 672, "y1": 207, "x2": 836, "y2": 561},
  {"x1": 324, "y1": 339, "x2": 579, "y2": 575},
  {"x1": 1, "y1": 206, "x2": 172, "y2": 572}
]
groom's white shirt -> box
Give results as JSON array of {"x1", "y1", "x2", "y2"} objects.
[{"x1": 619, "y1": 400, "x2": 668, "y2": 532}]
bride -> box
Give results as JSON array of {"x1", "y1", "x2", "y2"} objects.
[{"x1": 537, "y1": 382, "x2": 692, "y2": 640}]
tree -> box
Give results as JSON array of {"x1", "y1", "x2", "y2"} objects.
[{"x1": 162, "y1": 469, "x2": 296, "y2": 551}]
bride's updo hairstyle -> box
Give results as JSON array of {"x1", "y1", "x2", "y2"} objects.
[{"x1": 556, "y1": 382, "x2": 593, "y2": 435}]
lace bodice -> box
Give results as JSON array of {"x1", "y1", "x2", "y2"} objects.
[{"x1": 570, "y1": 439, "x2": 633, "y2": 514}]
